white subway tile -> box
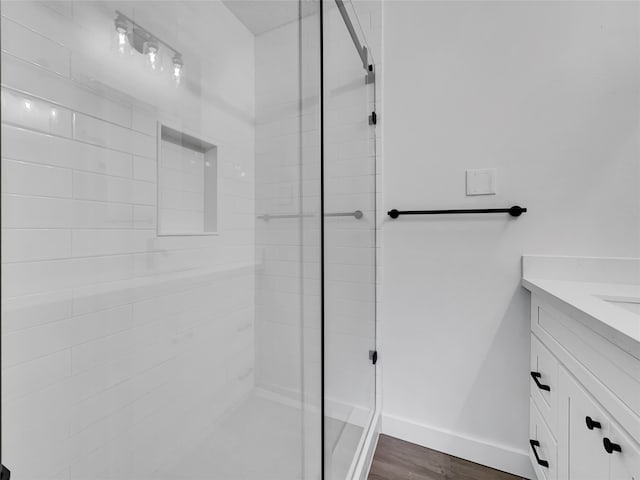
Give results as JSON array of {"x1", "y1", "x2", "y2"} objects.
[
  {"x1": 1, "y1": 158, "x2": 72, "y2": 198},
  {"x1": 0, "y1": 0, "x2": 75, "y2": 46},
  {"x1": 133, "y1": 156, "x2": 157, "y2": 182},
  {"x1": 3, "y1": 304, "x2": 133, "y2": 367},
  {"x1": 4, "y1": 381, "x2": 74, "y2": 457},
  {"x1": 158, "y1": 208, "x2": 203, "y2": 234},
  {"x1": 3, "y1": 410, "x2": 71, "y2": 477},
  {"x1": 66, "y1": 332, "x2": 179, "y2": 403},
  {"x1": 73, "y1": 171, "x2": 155, "y2": 205},
  {"x1": 72, "y1": 200, "x2": 133, "y2": 229},
  {"x1": 1, "y1": 254, "x2": 135, "y2": 297},
  {"x1": 74, "y1": 113, "x2": 156, "y2": 158},
  {"x1": 1, "y1": 53, "x2": 132, "y2": 127},
  {"x1": 1, "y1": 88, "x2": 72, "y2": 136},
  {"x1": 1, "y1": 194, "x2": 73, "y2": 228},
  {"x1": 2, "y1": 228, "x2": 71, "y2": 262},
  {"x1": 159, "y1": 188, "x2": 202, "y2": 212},
  {"x1": 0, "y1": 259, "x2": 71, "y2": 297},
  {"x1": 325, "y1": 263, "x2": 375, "y2": 283},
  {"x1": 0, "y1": 16, "x2": 70, "y2": 76},
  {"x1": 1, "y1": 124, "x2": 134, "y2": 177},
  {"x1": 72, "y1": 229, "x2": 155, "y2": 257},
  {"x1": 132, "y1": 180, "x2": 157, "y2": 205},
  {"x1": 133, "y1": 205, "x2": 156, "y2": 229},
  {"x1": 71, "y1": 282, "x2": 137, "y2": 317},
  {"x1": 3, "y1": 349, "x2": 71, "y2": 399},
  {"x1": 70, "y1": 255, "x2": 136, "y2": 288},
  {"x1": 132, "y1": 110, "x2": 157, "y2": 136},
  {"x1": 70, "y1": 314, "x2": 176, "y2": 375},
  {"x1": 2, "y1": 290, "x2": 73, "y2": 332},
  {"x1": 68, "y1": 359, "x2": 179, "y2": 435}
]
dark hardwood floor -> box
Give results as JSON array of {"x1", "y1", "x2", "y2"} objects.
[{"x1": 368, "y1": 435, "x2": 526, "y2": 480}]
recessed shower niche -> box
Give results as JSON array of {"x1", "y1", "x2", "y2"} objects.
[{"x1": 157, "y1": 124, "x2": 218, "y2": 236}]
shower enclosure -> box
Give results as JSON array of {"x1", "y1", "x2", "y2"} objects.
[{"x1": 0, "y1": 0, "x2": 377, "y2": 479}]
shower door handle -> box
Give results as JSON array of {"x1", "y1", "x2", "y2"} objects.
[{"x1": 325, "y1": 210, "x2": 363, "y2": 219}]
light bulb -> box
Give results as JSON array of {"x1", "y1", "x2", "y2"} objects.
[
  {"x1": 113, "y1": 15, "x2": 130, "y2": 54},
  {"x1": 172, "y1": 55, "x2": 183, "y2": 85},
  {"x1": 117, "y1": 28, "x2": 127, "y2": 53},
  {"x1": 144, "y1": 41, "x2": 160, "y2": 70}
]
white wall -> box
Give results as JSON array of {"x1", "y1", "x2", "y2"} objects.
[
  {"x1": 1, "y1": 1, "x2": 255, "y2": 478},
  {"x1": 381, "y1": 1, "x2": 640, "y2": 477}
]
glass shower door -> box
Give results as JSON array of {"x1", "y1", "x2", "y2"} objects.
[
  {"x1": 322, "y1": 1, "x2": 377, "y2": 478},
  {"x1": 0, "y1": 1, "x2": 322, "y2": 479}
]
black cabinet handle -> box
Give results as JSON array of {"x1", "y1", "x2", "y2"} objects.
[
  {"x1": 530, "y1": 439, "x2": 549, "y2": 468},
  {"x1": 530, "y1": 372, "x2": 551, "y2": 392},
  {"x1": 585, "y1": 416, "x2": 601, "y2": 430},
  {"x1": 603, "y1": 438, "x2": 622, "y2": 454}
]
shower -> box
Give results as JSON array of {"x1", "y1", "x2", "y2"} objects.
[{"x1": 0, "y1": 1, "x2": 378, "y2": 479}]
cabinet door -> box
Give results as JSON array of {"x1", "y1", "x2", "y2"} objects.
[
  {"x1": 608, "y1": 423, "x2": 640, "y2": 480},
  {"x1": 563, "y1": 370, "x2": 610, "y2": 480}
]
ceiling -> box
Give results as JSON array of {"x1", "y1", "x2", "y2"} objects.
[{"x1": 222, "y1": 0, "x2": 319, "y2": 35}]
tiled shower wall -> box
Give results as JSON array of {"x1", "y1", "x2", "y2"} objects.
[{"x1": 0, "y1": 1, "x2": 255, "y2": 478}]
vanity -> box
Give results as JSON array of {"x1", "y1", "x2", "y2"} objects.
[{"x1": 522, "y1": 256, "x2": 640, "y2": 480}]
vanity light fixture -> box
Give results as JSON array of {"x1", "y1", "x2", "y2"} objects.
[{"x1": 113, "y1": 11, "x2": 184, "y2": 84}]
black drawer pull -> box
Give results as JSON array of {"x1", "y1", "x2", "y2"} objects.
[
  {"x1": 530, "y1": 372, "x2": 551, "y2": 392},
  {"x1": 585, "y1": 416, "x2": 601, "y2": 430},
  {"x1": 603, "y1": 438, "x2": 622, "y2": 454},
  {"x1": 530, "y1": 439, "x2": 549, "y2": 468}
]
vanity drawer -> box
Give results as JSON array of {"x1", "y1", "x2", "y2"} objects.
[
  {"x1": 531, "y1": 334, "x2": 558, "y2": 435},
  {"x1": 530, "y1": 401, "x2": 558, "y2": 480},
  {"x1": 535, "y1": 303, "x2": 640, "y2": 422}
]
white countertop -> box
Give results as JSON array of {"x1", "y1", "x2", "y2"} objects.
[
  {"x1": 522, "y1": 278, "x2": 640, "y2": 350},
  {"x1": 521, "y1": 256, "x2": 640, "y2": 358}
]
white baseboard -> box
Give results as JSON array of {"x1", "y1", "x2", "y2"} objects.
[{"x1": 382, "y1": 414, "x2": 535, "y2": 479}]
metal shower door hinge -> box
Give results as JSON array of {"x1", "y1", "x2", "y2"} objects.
[
  {"x1": 1, "y1": 464, "x2": 11, "y2": 480},
  {"x1": 369, "y1": 111, "x2": 377, "y2": 125},
  {"x1": 365, "y1": 64, "x2": 375, "y2": 84},
  {"x1": 369, "y1": 350, "x2": 378, "y2": 365}
]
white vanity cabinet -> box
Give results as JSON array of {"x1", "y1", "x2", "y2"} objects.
[{"x1": 529, "y1": 295, "x2": 640, "y2": 480}]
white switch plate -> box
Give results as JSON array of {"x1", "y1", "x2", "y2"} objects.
[{"x1": 466, "y1": 168, "x2": 496, "y2": 196}]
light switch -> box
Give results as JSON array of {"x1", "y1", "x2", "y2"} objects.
[{"x1": 466, "y1": 168, "x2": 496, "y2": 196}]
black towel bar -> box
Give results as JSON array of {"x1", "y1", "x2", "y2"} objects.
[{"x1": 388, "y1": 205, "x2": 527, "y2": 219}]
